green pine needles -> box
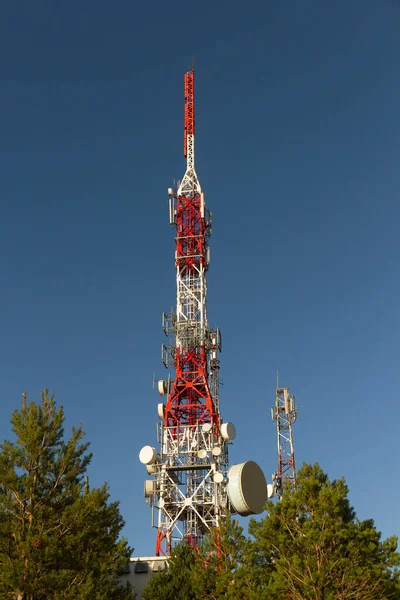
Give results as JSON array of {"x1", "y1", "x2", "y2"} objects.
[
  {"x1": 143, "y1": 463, "x2": 400, "y2": 600},
  {"x1": 0, "y1": 390, "x2": 132, "y2": 600},
  {"x1": 1, "y1": 391, "x2": 398, "y2": 600}
]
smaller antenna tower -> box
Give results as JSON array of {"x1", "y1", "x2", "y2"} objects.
[{"x1": 271, "y1": 385, "x2": 297, "y2": 499}]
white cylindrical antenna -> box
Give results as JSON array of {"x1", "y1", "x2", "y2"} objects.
[{"x1": 139, "y1": 446, "x2": 158, "y2": 465}]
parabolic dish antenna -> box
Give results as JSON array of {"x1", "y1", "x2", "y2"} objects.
[{"x1": 227, "y1": 461, "x2": 267, "y2": 516}]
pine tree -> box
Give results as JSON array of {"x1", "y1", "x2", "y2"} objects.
[
  {"x1": 142, "y1": 542, "x2": 197, "y2": 600},
  {"x1": 191, "y1": 514, "x2": 257, "y2": 600},
  {"x1": 248, "y1": 462, "x2": 400, "y2": 600},
  {"x1": 141, "y1": 465, "x2": 400, "y2": 599},
  {"x1": 0, "y1": 390, "x2": 132, "y2": 600}
]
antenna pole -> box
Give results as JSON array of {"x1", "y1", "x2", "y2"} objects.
[
  {"x1": 139, "y1": 67, "x2": 268, "y2": 556},
  {"x1": 142, "y1": 67, "x2": 227, "y2": 557},
  {"x1": 272, "y1": 384, "x2": 297, "y2": 499}
]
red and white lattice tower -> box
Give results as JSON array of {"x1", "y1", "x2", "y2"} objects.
[
  {"x1": 139, "y1": 68, "x2": 267, "y2": 557},
  {"x1": 271, "y1": 386, "x2": 297, "y2": 499}
]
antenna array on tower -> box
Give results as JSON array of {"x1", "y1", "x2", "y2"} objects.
[{"x1": 139, "y1": 68, "x2": 267, "y2": 556}]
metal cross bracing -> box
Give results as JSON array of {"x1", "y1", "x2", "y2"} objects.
[
  {"x1": 151, "y1": 421, "x2": 229, "y2": 555},
  {"x1": 181, "y1": 70, "x2": 199, "y2": 196},
  {"x1": 145, "y1": 68, "x2": 229, "y2": 557},
  {"x1": 271, "y1": 387, "x2": 297, "y2": 499},
  {"x1": 140, "y1": 68, "x2": 268, "y2": 554}
]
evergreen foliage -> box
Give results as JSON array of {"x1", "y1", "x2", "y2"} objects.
[
  {"x1": 142, "y1": 463, "x2": 400, "y2": 600},
  {"x1": 142, "y1": 542, "x2": 196, "y2": 600},
  {"x1": 248, "y1": 463, "x2": 400, "y2": 599},
  {"x1": 0, "y1": 390, "x2": 132, "y2": 600},
  {"x1": 192, "y1": 514, "x2": 256, "y2": 600}
]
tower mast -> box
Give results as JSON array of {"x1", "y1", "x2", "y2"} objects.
[
  {"x1": 271, "y1": 386, "x2": 297, "y2": 499},
  {"x1": 139, "y1": 67, "x2": 267, "y2": 557},
  {"x1": 141, "y1": 68, "x2": 229, "y2": 557}
]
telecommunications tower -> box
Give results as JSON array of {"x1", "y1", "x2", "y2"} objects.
[
  {"x1": 139, "y1": 68, "x2": 267, "y2": 556},
  {"x1": 271, "y1": 386, "x2": 297, "y2": 499}
]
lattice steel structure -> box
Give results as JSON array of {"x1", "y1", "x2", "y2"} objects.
[
  {"x1": 271, "y1": 387, "x2": 297, "y2": 499},
  {"x1": 140, "y1": 68, "x2": 232, "y2": 556}
]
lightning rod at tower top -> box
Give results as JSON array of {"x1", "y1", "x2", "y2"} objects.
[{"x1": 138, "y1": 67, "x2": 268, "y2": 556}]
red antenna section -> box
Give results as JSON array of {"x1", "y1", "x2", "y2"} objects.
[{"x1": 184, "y1": 70, "x2": 195, "y2": 157}]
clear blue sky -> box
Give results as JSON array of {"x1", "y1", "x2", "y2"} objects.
[{"x1": 0, "y1": 0, "x2": 399, "y2": 556}]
